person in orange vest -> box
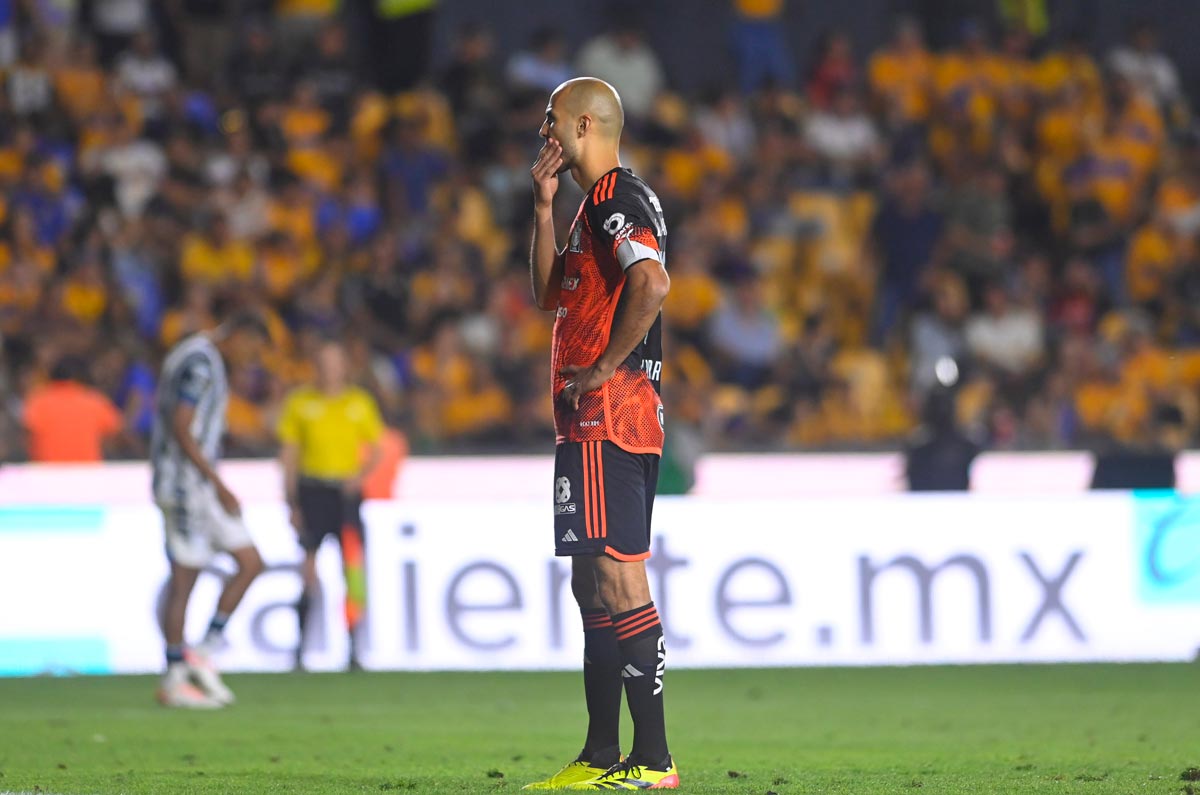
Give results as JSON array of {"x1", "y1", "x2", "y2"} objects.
[{"x1": 22, "y1": 356, "x2": 123, "y2": 462}]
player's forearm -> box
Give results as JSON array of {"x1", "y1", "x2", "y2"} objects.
[
  {"x1": 530, "y1": 207, "x2": 563, "y2": 311},
  {"x1": 595, "y1": 266, "x2": 670, "y2": 375},
  {"x1": 173, "y1": 424, "x2": 221, "y2": 485}
]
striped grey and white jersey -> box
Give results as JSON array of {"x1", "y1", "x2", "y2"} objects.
[{"x1": 150, "y1": 334, "x2": 228, "y2": 505}]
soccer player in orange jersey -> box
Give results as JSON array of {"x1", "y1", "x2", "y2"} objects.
[{"x1": 524, "y1": 78, "x2": 677, "y2": 790}]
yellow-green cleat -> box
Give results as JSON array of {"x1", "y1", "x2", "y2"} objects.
[
  {"x1": 523, "y1": 759, "x2": 615, "y2": 790},
  {"x1": 568, "y1": 757, "x2": 679, "y2": 789}
]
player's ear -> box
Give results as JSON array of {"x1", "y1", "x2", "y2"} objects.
[{"x1": 577, "y1": 113, "x2": 591, "y2": 138}]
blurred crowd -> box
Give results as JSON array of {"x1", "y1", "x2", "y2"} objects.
[{"x1": 2, "y1": 0, "x2": 1200, "y2": 462}]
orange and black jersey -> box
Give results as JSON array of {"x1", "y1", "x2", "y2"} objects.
[{"x1": 552, "y1": 167, "x2": 667, "y2": 454}]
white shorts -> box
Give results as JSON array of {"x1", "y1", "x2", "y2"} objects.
[{"x1": 158, "y1": 488, "x2": 254, "y2": 569}]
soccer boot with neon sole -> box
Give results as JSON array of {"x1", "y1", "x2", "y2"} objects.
[
  {"x1": 185, "y1": 648, "x2": 236, "y2": 705},
  {"x1": 523, "y1": 758, "x2": 617, "y2": 790},
  {"x1": 157, "y1": 668, "x2": 223, "y2": 709},
  {"x1": 569, "y1": 757, "x2": 679, "y2": 789}
]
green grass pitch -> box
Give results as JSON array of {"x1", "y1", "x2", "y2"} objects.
[{"x1": 0, "y1": 665, "x2": 1198, "y2": 794}]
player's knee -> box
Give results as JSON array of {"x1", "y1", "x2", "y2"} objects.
[
  {"x1": 595, "y1": 561, "x2": 652, "y2": 614},
  {"x1": 571, "y1": 570, "x2": 602, "y2": 609},
  {"x1": 596, "y1": 576, "x2": 638, "y2": 615},
  {"x1": 238, "y1": 549, "x2": 265, "y2": 579}
]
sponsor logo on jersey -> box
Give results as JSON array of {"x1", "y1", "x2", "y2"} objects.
[
  {"x1": 602, "y1": 212, "x2": 626, "y2": 236},
  {"x1": 561, "y1": 276, "x2": 580, "y2": 291},
  {"x1": 568, "y1": 222, "x2": 583, "y2": 253}
]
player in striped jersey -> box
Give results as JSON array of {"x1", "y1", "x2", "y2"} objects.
[{"x1": 150, "y1": 314, "x2": 268, "y2": 708}]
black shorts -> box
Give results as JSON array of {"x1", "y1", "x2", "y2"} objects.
[
  {"x1": 553, "y1": 440, "x2": 660, "y2": 561},
  {"x1": 297, "y1": 479, "x2": 363, "y2": 553}
]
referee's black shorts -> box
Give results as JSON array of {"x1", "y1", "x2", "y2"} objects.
[
  {"x1": 553, "y1": 440, "x2": 660, "y2": 561},
  {"x1": 296, "y1": 478, "x2": 363, "y2": 553}
]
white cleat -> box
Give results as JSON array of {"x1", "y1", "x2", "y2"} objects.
[
  {"x1": 186, "y1": 649, "x2": 236, "y2": 706},
  {"x1": 158, "y1": 677, "x2": 223, "y2": 709}
]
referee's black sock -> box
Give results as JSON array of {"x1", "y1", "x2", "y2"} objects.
[
  {"x1": 579, "y1": 607, "x2": 622, "y2": 766},
  {"x1": 295, "y1": 590, "x2": 313, "y2": 666},
  {"x1": 613, "y1": 602, "x2": 669, "y2": 767}
]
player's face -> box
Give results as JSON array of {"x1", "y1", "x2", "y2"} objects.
[
  {"x1": 540, "y1": 101, "x2": 577, "y2": 174},
  {"x1": 316, "y1": 343, "x2": 348, "y2": 389}
]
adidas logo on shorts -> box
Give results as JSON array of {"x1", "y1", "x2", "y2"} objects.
[{"x1": 561, "y1": 529, "x2": 580, "y2": 543}]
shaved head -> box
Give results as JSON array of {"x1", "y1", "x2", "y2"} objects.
[
  {"x1": 551, "y1": 77, "x2": 624, "y2": 141},
  {"x1": 537, "y1": 77, "x2": 625, "y2": 189}
]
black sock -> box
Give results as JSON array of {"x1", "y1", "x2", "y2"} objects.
[
  {"x1": 580, "y1": 607, "x2": 622, "y2": 766},
  {"x1": 165, "y1": 643, "x2": 185, "y2": 669},
  {"x1": 296, "y1": 590, "x2": 313, "y2": 657},
  {"x1": 613, "y1": 602, "x2": 669, "y2": 767}
]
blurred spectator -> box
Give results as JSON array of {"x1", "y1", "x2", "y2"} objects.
[
  {"x1": 89, "y1": 0, "x2": 150, "y2": 65},
  {"x1": 0, "y1": 0, "x2": 15, "y2": 67},
  {"x1": 7, "y1": 39, "x2": 54, "y2": 119},
  {"x1": 114, "y1": 30, "x2": 177, "y2": 126},
  {"x1": 228, "y1": 21, "x2": 290, "y2": 113},
  {"x1": 964, "y1": 282, "x2": 1044, "y2": 377},
  {"x1": 181, "y1": 213, "x2": 254, "y2": 289},
  {"x1": 708, "y1": 272, "x2": 782, "y2": 389},
  {"x1": 438, "y1": 23, "x2": 503, "y2": 157},
  {"x1": 804, "y1": 87, "x2": 884, "y2": 188},
  {"x1": 906, "y1": 382, "x2": 979, "y2": 491},
  {"x1": 382, "y1": 109, "x2": 449, "y2": 218},
  {"x1": 696, "y1": 88, "x2": 756, "y2": 164},
  {"x1": 439, "y1": 23, "x2": 497, "y2": 116},
  {"x1": 298, "y1": 22, "x2": 357, "y2": 123},
  {"x1": 274, "y1": 0, "x2": 339, "y2": 57},
  {"x1": 870, "y1": 159, "x2": 943, "y2": 341},
  {"x1": 943, "y1": 160, "x2": 1013, "y2": 294},
  {"x1": 1107, "y1": 21, "x2": 1183, "y2": 113},
  {"x1": 172, "y1": 0, "x2": 234, "y2": 89},
  {"x1": 53, "y1": 38, "x2": 108, "y2": 122},
  {"x1": 21, "y1": 356, "x2": 123, "y2": 462},
  {"x1": 909, "y1": 274, "x2": 969, "y2": 397},
  {"x1": 367, "y1": 0, "x2": 437, "y2": 92},
  {"x1": 868, "y1": 17, "x2": 934, "y2": 131},
  {"x1": 576, "y1": 21, "x2": 665, "y2": 122},
  {"x1": 806, "y1": 30, "x2": 857, "y2": 110},
  {"x1": 506, "y1": 26, "x2": 571, "y2": 95},
  {"x1": 93, "y1": 339, "x2": 156, "y2": 450},
  {"x1": 84, "y1": 118, "x2": 167, "y2": 218},
  {"x1": 730, "y1": 0, "x2": 793, "y2": 94}
]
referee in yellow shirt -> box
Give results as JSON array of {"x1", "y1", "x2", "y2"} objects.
[{"x1": 277, "y1": 340, "x2": 384, "y2": 671}]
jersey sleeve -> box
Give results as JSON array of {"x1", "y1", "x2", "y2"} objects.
[
  {"x1": 276, "y1": 392, "x2": 301, "y2": 444},
  {"x1": 586, "y1": 176, "x2": 665, "y2": 271},
  {"x1": 176, "y1": 356, "x2": 213, "y2": 406}
]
